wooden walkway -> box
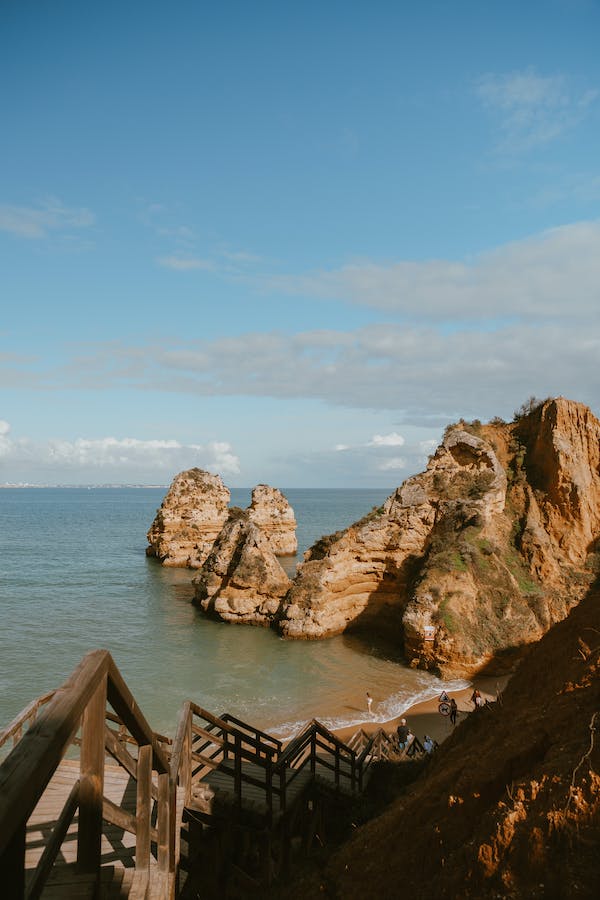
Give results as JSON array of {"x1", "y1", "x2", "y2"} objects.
[
  {"x1": 23, "y1": 759, "x2": 186, "y2": 899},
  {"x1": 0, "y1": 651, "x2": 412, "y2": 898}
]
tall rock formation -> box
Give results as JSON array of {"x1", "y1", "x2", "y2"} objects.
[
  {"x1": 146, "y1": 473, "x2": 297, "y2": 567},
  {"x1": 247, "y1": 484, "x2": 298, "y2": 556},
  {"x1": 146, "y1": 468, "x2": 230, "y2": 568},
  {"x1": 278, "y1": 427, "x2": 505, "y2": 644},
  {"x1": 276, "y1": 398, "x2": 600, "y2": 676},
  {"x1": 192, "y1": 508, "x2": 291, "y2": 625}
]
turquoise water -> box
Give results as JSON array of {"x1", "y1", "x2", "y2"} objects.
[{"x1": 0, "y1": 488, "x2": 466, "y2": 738}]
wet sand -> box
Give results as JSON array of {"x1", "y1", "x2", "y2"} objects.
[{"x1": 334, "y1": 674, "x2": 509, "y2": 746}]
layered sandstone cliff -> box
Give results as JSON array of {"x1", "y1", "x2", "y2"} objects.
[
  {"x1": 278, "y1": 427, "x2": 506, "y2": 644},
  {"x1": 277, "y1": 397, "x2": 600, "y2": 675},
  {"x1": 192, "y1": 508, "x2": 291, "y2": 625},
  {"x1": 248, "y1": 484, "x2": 297, "y2": 555},
  {"x1": 146, "y1": 468, "x2": 230, "y2": 568}
]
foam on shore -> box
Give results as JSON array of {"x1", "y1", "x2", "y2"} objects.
[{"x1": 269, "y1": 675, "x2": 471, "y2": 742}]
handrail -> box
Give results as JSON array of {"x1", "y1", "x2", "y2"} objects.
[
  {"x1": 171, "y1": 704, "x2": 283, "y2": 809},
  {"x1": 0, "y1": 691, "x2": 56, "y2": 755},
  {"x1": 0, "y1": 649, "x2": 175, "y2": 899},
  {"x1": 220, "y1": 712, "x2": 282, "y2": 755}
]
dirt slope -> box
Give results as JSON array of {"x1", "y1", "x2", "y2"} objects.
[{"x1": 320, "y1": 577, "x2": 600, "y2": 899}]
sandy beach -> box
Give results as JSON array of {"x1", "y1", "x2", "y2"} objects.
[{"x1": 334, "y1": 673, "x2": 509, "y2": 747}]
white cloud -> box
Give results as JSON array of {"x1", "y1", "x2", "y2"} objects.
[
  {"x1": 368, "y1": 433, "x2": 405, "y2": 447},
  {"x1": 6, "y1": 222, "x2": 600, "y2": 431},
  {"x1": 334, "y1": 443, "x2": 350, "y2": 451},
  {"x1": 157, "y1": 255, "x2": 214, "y2": 271},
  {"x1": 0, "y1": 426, "x2": 240, "y2": 481},
  {"x1": 0, "y1": 198, "x2": 95, "y2": 238},
  {"x1": 0, "y1": 420, "x2": 10, "y2": 436},
  {"x1": 260, "y1": 221, "x2": 600, "y2": 319},
  {"x1": 50, "y1": 312, "x2": 600, "y2": 424},
  {"x1": 377, "y1": 457, "x2": 406, "y2": 471},
  {"x1": 475, "y1": 68, "x2": 597, "y2": 152}
]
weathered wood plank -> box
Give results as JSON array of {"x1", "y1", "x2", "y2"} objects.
[
  {"x1": 27, "y1": 779, "x2": 80, "y2": 900},
  {"x1": 0, "y1": 650, "x2": 110, "y2": 858},
  {"x1": 157, "y1": 772, "x2": 170, "y2": 875},
  {"x1": 77, "y1": 675, "x2": 107, "y2": 873},
  {"x1": 136, "y1": 744, "x2": 152, "y2": 877}
]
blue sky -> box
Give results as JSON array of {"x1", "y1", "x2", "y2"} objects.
[{"x1": 1, "y1": 0, "x2": 599, "y2": 486}]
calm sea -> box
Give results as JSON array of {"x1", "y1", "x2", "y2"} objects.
[{"x1": 0, "y1": 488, "x2": 466, "y2": 739}]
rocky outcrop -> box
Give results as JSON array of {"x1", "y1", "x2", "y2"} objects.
[
  {"x1": 248, "y1": 485, "x2": 297, "y2": 555},
  {"x1": 146, "y1": 468, "x2": 230, "y2": 568},
  {"x1": 192, "y1": 509, "x2": 291, "y2": 625},
  {"x1": 516, "y1": 398, "x2": 600, "y2": 567},
  {"x1": 278, "y1": 428, "x2": 506, "y2": 644},
  {"x1": 277, "y1": 398, "x2": 600, "y2": 676},
  {"x1": 146, "y1": 473, "x2": 297, "y2": 567}
]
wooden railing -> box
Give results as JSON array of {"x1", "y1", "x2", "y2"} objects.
[
  {"x1": 0, "y1": 650, "x2": 175, "y2": 900},
  {"x1": 277, "y1": 719, "x2": 359, "y2": 799},
  {"x1": 170, "y1": 702, "x2": 283, "y2": 822},
  {"x1": 220, "y1": 712, "x2": 282, "y2": 761},
  {"x1": 171, "y1": 709, "x2": 370, "y2": 828},
  {"x1": 0, "y1": 650, "x2": 418, "y2": 898},
  {"x1": 0, "y1": 691, "x2": 56, "y2": 761}
]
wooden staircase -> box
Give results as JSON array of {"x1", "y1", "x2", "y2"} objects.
[{"x1": 0, "y1": 651, "x2": 421, "y2": 898}]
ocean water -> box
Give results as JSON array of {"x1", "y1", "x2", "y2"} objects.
[{"x1": 0, "y1": 488, "x2": 467, "y2": 739}]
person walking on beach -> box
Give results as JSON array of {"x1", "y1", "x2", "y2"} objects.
[
  {"x1": 449, "y1": 697, "x2": 458, "y2": 726},
  {"x1": 471, "y1": 689, "x2": 483, "y2": 709},
  {"x1": 366, "y1": 692, "x2": 373, "y2": 715}
]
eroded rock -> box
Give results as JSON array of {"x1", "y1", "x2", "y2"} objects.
[
  {"x1": 146, "y1": 468, "x2": 230, "y2": 568},
  {"x1": 192, "y1": 509, "x2": 291, "y2": 625},
  {"x1": 248, "y1": 484, "x2": 297, "y2": 555},
  {"x1": 277, "y1": 399, "x2": 600, "y2": 677}
]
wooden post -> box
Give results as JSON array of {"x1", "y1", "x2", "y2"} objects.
[
  {"x1": 310, "y1": 730, "x2": 316, "y2": 776},
  {"x1": 158, "y1": 771, "x2": 170, "y2": 875},
  {"x1": 234, "y1": 733, "x2": 242, "y2": 806},
  {"x1": 279, "y1": 766, "x2": 286, "y2": 814},
  {"x1": 1, "y1": 819, "x2": 25, "y2": 899},
  {"x1": 334, "y1": 745, "x2": 340, "y2": 788},
  {"x1": 223, "y1": 727, "x2": 229, "y2": 763},
  {"x1": 265, "y1": 753, "x2": 273, "y2": 822},
  {"x1": 136, "y1": 744, "x2": 152, "y2": 874},
  {"x1": 77, "y1": 674, "x2": 107, "y2": 874},
  {"x1": 182, "y1": 713, "x2": 192, "y2": 803}
]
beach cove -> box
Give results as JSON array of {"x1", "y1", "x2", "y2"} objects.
[{"x1": 0, "y1": 486, "x2": 475, "y2": 741}]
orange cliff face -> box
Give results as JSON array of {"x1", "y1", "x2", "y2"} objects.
[
  {"x1": 276, "y1": 398, "x2": 600, "y2": 676},
  {"x1": 146, "y1": 468, "x2": 231, "y2": 568}
]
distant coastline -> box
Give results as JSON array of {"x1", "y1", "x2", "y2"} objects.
[{"x1": 0, "y1": 483, "x2": 169, "y2": 489}]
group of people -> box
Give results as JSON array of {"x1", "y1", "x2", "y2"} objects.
[
  {"x1": 365, "y1": 684, "x2": 487, "y2": 758},
  {"x1": 396, "y1": 718, "x2": 437, "y2": 755}
]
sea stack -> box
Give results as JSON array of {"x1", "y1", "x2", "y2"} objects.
[
  {"x1": 247, "y1": 484, "x2": 298, "y2": 556},
  {"x1": 192, "y1": 508, "x2": 291, "y2": 625},
  {"x1": 146, "y1": 468, "x2": 230, "y2": 568}
]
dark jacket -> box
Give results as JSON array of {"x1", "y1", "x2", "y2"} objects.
[{"x1": 397, "y1": 724, "x2": 409, "y2": 743}]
